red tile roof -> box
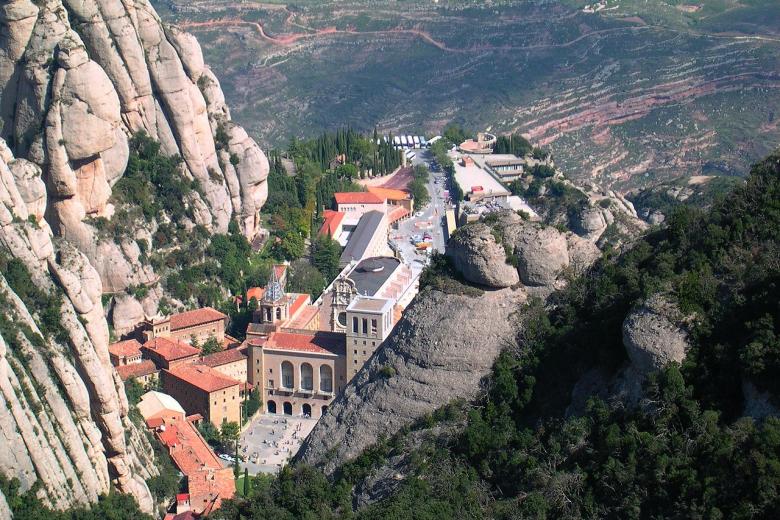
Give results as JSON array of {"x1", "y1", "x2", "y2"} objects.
[
  {"x1": 143, "y1": 337, "x2": 200, "y2": 362},
  {"x1": 157, "y1": 419, "x2": 223, "y2": 473},
  {"x1": 166, "y1": 364, "x2": 240, "y2": 393},
  {"x1": 388, "y1": 205, "x2": 410, "y2": 223},
  {"x1": 200, "y1": 348, "x2": 247, "y2": 368},
  {"x1": 146, "y1": 417, "x2": 165, "y2": 429},
  {"x1": 222, "y1": 335, "x2": 241, "y2": 350},
  {"x1": 285, "y1": 305, "x2": 320, "y2": 330},
  {"x1": 264, "y1": 331, "x2": 345, "y2": 356},
  {"x1": 367, "y1": 186, "x2": 409, "y2": 201},
  {"x1": 188, "y1": 467, "x2": 235, "y2": 514},
  {"x1": 334, "y1": 191, "x2": 384, "y2": 205},
  {"x1": 318, "y1": 210, "x2": 345, "y2": 237},
  {"x1": 288, "y1": 294, "x2": 309, "y2": 319},
  {"x1": 246, "y1": 286, "x2": 266, "y2": 302},
  {"x1": 170, "y1": 307, "x2": 227, "y2": 331},
  {"x1": 273, "y1": 264, "x2": 287, "y2": 280},
  {"x1": 109, "y1": 339, "x2": 142, "y2": 359},
  {"x1": 116, "y1": 360, "x2": 158, "y2": 381},
  {"x1": 176, "y1": 493, "x2": 190, "y2": 503}
]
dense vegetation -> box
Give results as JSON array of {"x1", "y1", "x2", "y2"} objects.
[
  {"x1": 211, "y1": 151, "x2": 780, "y2": 518},
  {"x1": 0, "y1": 476, "x2": 152, "y2": 520}
]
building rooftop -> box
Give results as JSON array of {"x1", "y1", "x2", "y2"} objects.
[
  {"x1": 340, "y1": 210, "x2": 386, "y2": 265},
  {"x1": 264, "y1": 331, "x2": 345, "y2": 356},
  {"x1": 285, "y1": 305, "x2": 320, "y2": 330},
  {"x1": 200, "y1": 347, "x2": 247, "y2": 368},
  {"x1": 347, "y1": 296, "x2": 394, "y2": 313},
  {"x1": 318, "y1": 210, "x2": 345, "y2": 238},
  {"x1": 334, "y1": 191, "x2": 384, "y2": 205},
  {"x1": 116, "y1": 360, "x2": 158, "y2": 381},
  {"x1": 387, "y1": 205, "x2": 410, "y2": 224},
  {"x1": 165, "y1": 364, "x2": 240, "y2": 393},
  {"x1": 246, "y1": 286, "x2": 266, "y2": 302},
  {"x1": 138, "y1": 391, "x2": 186, "y2": 421},
  {"x1": 143, "y1": 337, "x2": 200, "y2": 362},
  {"x1": 187, "y1": 468, "x2": 235, "y2": 516},
  {"x1": 108, "y1": 339, "x2": 142, "y2": 359},
  {"x1": 453, "y1": 155, "x2": 511, "y2": 199},
  {"x1": 288, "y1": 293, "x2": 310, "y2": 319},
  {"x1": 157, "y1": 418, "x2": 224, "y2": 474},
  {"x1": 169, "y1": 307, "x2": 227, "y2": 331},
  {"x1": 367, "y1": 186, "x2": 409, "y2": 201},
  {"x1": 347, "y1": 256, "x2": 402, "y2": 297}
]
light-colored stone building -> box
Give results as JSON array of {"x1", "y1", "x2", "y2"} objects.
[
  {"x1": 345, "y1": 297, "x2": 394, "y2": 379},
  {"x1": 145, "y1": 307, "x2": 228, "y2": 345},
  {"x1": 162, "y1": 364, "x2": 241, "y2": 427},
  {"x1": 249, "y1": 331, "x2": 346, "y2": 418}
]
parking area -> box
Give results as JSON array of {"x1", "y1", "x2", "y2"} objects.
[{"x1": 239, "y1": 414, "x2": 319, "y2": 475}]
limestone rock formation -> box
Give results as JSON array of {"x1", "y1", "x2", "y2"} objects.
[
  {"x1": 0, "y1": 0, "x2": 269, "y2": 318},
  {"x1": 622, "y1": 294, "x2": 689, "y2": 375},
  {"x1": 297, "y1": 287, "x2": 526, "y2": 474},
  {"x1": 514, "y1": 224, "x2": 570, "y2": 287},
  {"x1": 0, "y1": 142, "x2": 156, "y2": 512},
  {"x1": 446, "y1": 223, "x2": 519, "y2": 288}
]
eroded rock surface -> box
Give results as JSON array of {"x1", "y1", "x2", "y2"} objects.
[
  {"x1": 297, "y1": 287, "x2": 526, "y2": 474},
  {"x1": 622, "y1": 294, "x2": 689, "y2": 374},
  {"x1": 446, "y1": 223, "x2": 519, "y2": 288}
]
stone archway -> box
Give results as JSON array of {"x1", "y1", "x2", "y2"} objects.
[
  {"x1": 302, "y1": 403, "x2": 312, "y2": 417},
  {"x1": 267, "y1": 400, "x2": 277, "y2": 414},
  {"x1": 283, "y1": 402, "x2": 293, "y2": 415},
  {"x1": 321, "y1": 405, "x2": 328, "y2": 416}
]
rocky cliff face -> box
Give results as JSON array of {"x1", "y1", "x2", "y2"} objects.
[
  {"x1": 297, "y1": 287, "x2": 527, "y2": 475},
  {"x1": 1, "y1": 0, "x2": 269, "y2": 307},
  {"x1": 0, "y1": 0, "x2": 269, "y2": 512},
  {"x1": 0, "y1": 142, "x2": 156, "y2": 512}
]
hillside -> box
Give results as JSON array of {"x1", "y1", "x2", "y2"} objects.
[
  {"x1": 212, "y1": 150, "x2": 780, "y2": 517},
  {"x1": 151, "y1": 0, "x2": 780, "y2": 189}
]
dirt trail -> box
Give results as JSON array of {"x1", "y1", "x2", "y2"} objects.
[{"x1": 178, "y1": 18, "x2": 458, "y2": 52}]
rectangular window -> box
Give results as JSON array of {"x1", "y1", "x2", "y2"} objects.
[
  {"x1": 354, "y1": 360, "x2": 358, "y2": 364},
  {"x1": 371, "y1": 319, "x2": 377, "y2": 335},
  {"x1": 268, "y1": 379, "x2": 274, "y2": 388},
  {"x1": 362, "y1": 318, "x2": 368, "y2": 334},
  {"x1": 352, "y1": 317, "x2": 359, "y2": 333},
  {"x1": 354, "y1": 349, "x2": 358, "y2": 355}
]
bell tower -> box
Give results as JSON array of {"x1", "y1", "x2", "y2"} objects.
[{"x1": 330, "y1": 275, "x2": 357, "y2": 332}]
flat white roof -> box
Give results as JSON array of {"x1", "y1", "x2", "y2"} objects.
[
  {"x1": 347, "y1": 296, "x2": 394, "y2": 314},
  {"x1": 505, "y1": 196, "x2": 539, "y2": 218},
  {"x1": 452, "y1": 154, "x2": 511, "y2": 198}
]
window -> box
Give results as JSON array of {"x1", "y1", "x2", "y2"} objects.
[
  {"x1": 371, "y1": 319, "x2": 377, "y2": 335},
  {"x1": 354, "y1": 350, "x2": 358, "y2": 355},
  {"x1": 352, "y1": 317, "x2": 358, "y2": 333},
  {"x1": 276, "y1": 307, "x2": 282, "y2": 320},
  {"x1": 301, "y1": 363, "x2": 313, "y2": 391},
  {"x1": 268, "y1": 379, "x2": 274, "y2": 388},
  {"x1": 362, "y1": 318, "x2": 368, "y2": 334},
  {"x1": 320, "y1": 365, "x2": 333, "y2": 393},
  {"x1": 281, "y1": 361, "x2": 294, "y2": 389},
  {"x1": 270, "y1": 368, "x2": 273, "y2": 373},
  {"x1": 354, "y1": 359, "x2": 358, "y2": 364},
  {"x1": 363, "y1": 350, "x2": 366, "y2": 355}
]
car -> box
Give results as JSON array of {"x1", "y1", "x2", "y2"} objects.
[
  {"x1": 415, "y1": 211, "x2": 423, "y2": 217},
  {"x1": 218, "y1": 453, "x2": 235, "y2": 463}
]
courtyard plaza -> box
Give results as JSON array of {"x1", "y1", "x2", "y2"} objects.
[{"x1": 239, "y1": 413, "x2": 319, "y2": 474}]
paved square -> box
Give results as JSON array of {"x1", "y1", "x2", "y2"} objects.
[{"x1": 239, "y1": 414, "x2": 319, "y2": 474}]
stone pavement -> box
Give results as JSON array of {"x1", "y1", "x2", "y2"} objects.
[{"x1": 239, "y1": 414, "x2": 319, "y2": 474}]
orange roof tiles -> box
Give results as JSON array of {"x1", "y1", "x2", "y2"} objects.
[
  {"x1": 116, "y1": 360, "x2": 158, "y2": 381},
  {"x1": 367, "y1": 186, "x2": 409, "y2": 201},
  {"x1": 334, "y1": 191, "x2": 384, "y2": 205},
  {"x1": 157, "y1": 419, "x2": 223, "y2": 473},
  {"x1": 288, "y1": 293, "x2": 309, "y2": 319},
  {"x1": 264, "y1": 331, "x2": 345, "y2": 356},
  {"x1": 318, "y1": 210, "x2": 345, "y2": 237},
  {"x1": 273, "y1": 264, "x2": 287, "y2": 280},
  {"x1": 166, "y1": 364, "x2": 240, "y2": 393},
  {"x1": 246, "y1": 286, "x2": 266, "y2": 302},
  {"x1": 285, "y1": 305, "x2": 319, "y2": 330},
  {"x1": 143, "y1": 337, "x2": 200, "y2": 362},
  {"x1": 169, "y1": 307, "x2": 227, "y2": 331},
  {"x1": 200, "y1": 348, "x2": 247, "y2": 368},
  {"x1": 188, "y1": 467, "x2": 235, "y2": 514},
  {"x1": 108, "y1": 339, "x2": 142, "y2": 359},
  {"x1": 388, "y1": 206, "x2": 410, "y2": 223}
]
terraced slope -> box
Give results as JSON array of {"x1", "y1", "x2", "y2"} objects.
[{"x1": 152, "y1": 0, "x2": 780, "y2": 189}]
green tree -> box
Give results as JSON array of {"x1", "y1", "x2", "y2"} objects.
[
  {"x1": 311, "y1": 235, "x2": 342, "y2": 282},
  {"x1": 288, "y1": 259, "x2": 326, "y2": 298},
  {"x1": 201, "y1": 335, "x2": 222, "y2": 355}
]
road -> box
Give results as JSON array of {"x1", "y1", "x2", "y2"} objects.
[{"x1": 391, "y1": 149, "x2": 451, "y2": 279}]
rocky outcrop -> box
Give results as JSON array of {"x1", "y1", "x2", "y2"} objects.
[
  {"x1": 297, "y1": 286, "x2": 526, "y2": 474},
  {"x1": 446, "y1": 223, "x2": 519, "y2": 288},
  {"x1": 514, "y1": 224, "x2": 570, "y2": 287},
  {"x1": 0, "y1": 142, "x2": 155, "y2": 510},
  {"x1": 0, "y1": 0, "x2": 269, "y2": 316},
  {"x1": 622, "y1": 295, "x2": 689, "y2": 375}
]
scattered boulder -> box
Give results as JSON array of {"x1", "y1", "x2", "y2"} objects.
[
  {"x1": 574, "y1": 206, "x2": 607, "y2": 238},
  {"x1": 446, "y1": 223, "x2": 519, "y2": 288},
  {"x1": 622, "y1": 295, "x2": 689, "y2": 374},
  {"x1": 515, "y1": 224, "x2": 569, "y2": 287}
]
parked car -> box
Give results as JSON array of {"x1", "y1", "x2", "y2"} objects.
[{"x1": 218, "y1": 453, "x2": 235, "y2": 463}]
